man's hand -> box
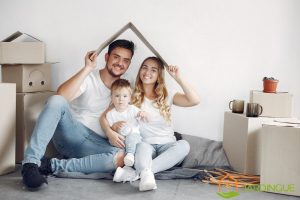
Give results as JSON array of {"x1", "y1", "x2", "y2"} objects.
[
  {"x1": 107, "y1": 130, "x2": 125, "y2": 148},
  {"x1": 111, "y1": 121, "x2": 127, "y2": 132},
  {"x1": 85, "y1": 51, "x2": 97, "y2": 70}
]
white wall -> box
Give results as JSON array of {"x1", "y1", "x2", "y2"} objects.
[{"x1": 1, "y1": 0, "x2": 300, "y2": 140}]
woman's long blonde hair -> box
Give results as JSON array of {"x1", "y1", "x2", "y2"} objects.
[{"x1": 132, "y1": 57, "x2": 171, "y2": 122}]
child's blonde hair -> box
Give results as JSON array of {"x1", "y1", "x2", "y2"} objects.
[{"x1": 132, "y1": 57, "x2": 171, "y2": 122}]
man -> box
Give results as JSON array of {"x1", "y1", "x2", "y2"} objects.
[{"x1": 21, "y1": 39, "x2": 135, "y2": 190}]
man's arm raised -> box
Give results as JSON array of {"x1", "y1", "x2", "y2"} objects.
[{"x1": 57, "y1": 51, "x2": 97, "y2": 101}]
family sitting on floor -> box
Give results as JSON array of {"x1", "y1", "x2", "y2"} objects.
[{"x1": 21, "y1": 39, "x2": 200, "y2": 191}]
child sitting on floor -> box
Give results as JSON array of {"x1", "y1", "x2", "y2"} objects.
[{"x1": 105, "y1": 79, "x2": 148, "y2": 170}]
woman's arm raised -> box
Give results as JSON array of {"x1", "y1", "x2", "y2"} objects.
[{"x1": 166, "y1": 65, "x2": 200, "y2": 107}]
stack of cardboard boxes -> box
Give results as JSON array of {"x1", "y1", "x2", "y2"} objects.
[
  {"x1": 223, "y1": 90, "x2": 300, "y2": 196},
  {"x1": 0, "y1": 31, "x2": 58, "y2": 166}
]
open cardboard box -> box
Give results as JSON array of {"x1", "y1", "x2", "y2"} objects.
[
  {"x1": 2, "y1": 63, "x2": 52, "y2": 93},
  {"x1": 0, "y1": 31, "x2": 45, "y2": 64}
]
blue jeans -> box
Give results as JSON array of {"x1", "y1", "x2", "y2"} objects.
[
  {"x1": 23, "y1": 95, "x2": 121, "y2": 173},
  {"x1": 125, "y1": 133, "x2": 141, "y2": 155},
  {"x1": 134, "y1": 140, "x2": 190, "y2": 174}
]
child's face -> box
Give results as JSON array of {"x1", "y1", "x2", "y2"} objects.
[{"x1": 111, "y1": 87, "x2": 131, "y2": 111}]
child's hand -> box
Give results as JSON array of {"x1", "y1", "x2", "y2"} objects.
[
  {"x1": 111, "y1": 121, "x2": 127, "y2": 132},
  {"x1": 136, "y1": 111, "x2": 149, "y2": 122},
  {"x1": 166, "y1": 65, "x2": 181, "y2": 81}
]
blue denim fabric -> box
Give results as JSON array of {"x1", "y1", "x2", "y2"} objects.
[
  {"x1": 124, "y1": 133, "x2": 141, "y2": 154},
  {"x1": 134, "y1": 140, "x2": 190, "y2": 174},
  {"x1": 22, "y1": 95, "x2": 121, "y2": 173}
]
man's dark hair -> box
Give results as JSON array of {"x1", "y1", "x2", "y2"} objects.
[{"x1": 108, "y1": 39, "x2": 135, "y2": 57}]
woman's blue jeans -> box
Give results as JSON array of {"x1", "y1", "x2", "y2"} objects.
[
  {"x1": 134, "y1": 140, "x2": 190, "y2": 174},
  {"x1": 22, "y1": 95, "x2": 121, "y2": 173}
]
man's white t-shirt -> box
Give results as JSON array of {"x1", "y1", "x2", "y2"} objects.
[
  {"x1": 106, "y1": 105, "x2": 140, "y2": 136},
  {"x1": 69, "y1": 70, "x2": 111, "y2": 138},
  {"x1": 139, "y1": 90, "x2": 177, "y2": 144}
]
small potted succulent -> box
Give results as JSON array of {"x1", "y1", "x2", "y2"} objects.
[{"x1": 263, "y1": 77, "x2": 279, "y2": 93}]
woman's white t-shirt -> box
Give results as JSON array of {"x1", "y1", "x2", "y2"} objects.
[{"x1": 139, "y1": 90, "x2": 177, "y2": 144}]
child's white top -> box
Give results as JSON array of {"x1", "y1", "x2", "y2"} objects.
[
  {"x1": 106, "y1": 104, "x2": 140, "y2": 135},
  {"x1": 139, "y1": 90, "x2": 177, "y2": 144}
]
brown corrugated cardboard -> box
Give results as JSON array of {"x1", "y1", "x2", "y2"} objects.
[
  {"x1": 0, "y1": 31, "x2": 45, "y2": 64},
  {"x1": 0, "y1": 83, "x2": 16, "y2": 175},
  {"x1": 95, "y1": 22, "x2": 169, "y2": 67},
  {"x1": 261, "y1": 125, "x2": 300, "y2": 196},
  {"x1": 223, "y1": 111, "x2": 297, "y2": 175},
  {"x1": 250, "y1": 90, "x2": 293, "y2": 118},
  {"x1": 2, "y1": 63, "x2": 52, "y2": 92},
  {"x1": 16, "y1": 91, "x2": 59, "y2": 163}
]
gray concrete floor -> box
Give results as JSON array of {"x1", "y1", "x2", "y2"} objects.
[{"x1": 0, "y1": 168, "x2": 298, "y2": 200}]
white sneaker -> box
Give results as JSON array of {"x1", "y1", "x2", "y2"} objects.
[
  {"x1": 124, "y1": 153, "x2": 135, "y2": 167},
  {"x1": 139, "y1": 169, "x2": 157, "y2": 191},
  {"x1": 113, "y1": 166, "x2": 139, "y2": 183}
]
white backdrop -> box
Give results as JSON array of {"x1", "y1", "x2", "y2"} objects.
[{"x1": 1, "y1": 0, "x2": 299, "y2": 140}]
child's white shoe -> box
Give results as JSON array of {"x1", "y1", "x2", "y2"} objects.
[
  {"x1": 139, "y1": 168, "x2": 157, "y2": 191},
  {"x1": 113, "y1": 166, "x2": 139, "y2": 183},
  {"x1": 124, "y1": 153, "x2": 135, "y2": 167}
]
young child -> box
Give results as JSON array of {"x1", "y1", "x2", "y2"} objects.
[{"x1": 105, "y1": 79, "x2": 146, "y2": 169}]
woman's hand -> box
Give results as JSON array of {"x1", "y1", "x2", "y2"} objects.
[
  {"x1": 85, "y1": 51, "x2": 97, "y2": 70},
  {"x1": 167, "y1": 65, "x2": 200, "y2": 107},
  {"x1": 166, "y1": 65, "x2": 181, "y2": 81}
]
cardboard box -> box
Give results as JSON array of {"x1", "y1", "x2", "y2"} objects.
[
  {"x1": 261, "y1": 125, "x2": 300, "y2": 196},
  {"x1": 223, "y1": 111, "x2": 297, "y2": 175},
  {"x1": 16, "y1": 91, "x2": 59, "y2": 163},
  {"x1": 2, "y1": 63, "x2": 52, "y2": 93},
  {"x1": 0, "y1": 83, "x2": 16, "y2": 175},
  {"x1": 250, "y1": 90, "x2": 293, "y2": 118},
  {"x1": 0, "y1": 31, "x2": 45, "y2": 64}
]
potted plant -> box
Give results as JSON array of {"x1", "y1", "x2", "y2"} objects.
[{"x1": 263, "y1": 77, "x2": 279, "y2": 93}]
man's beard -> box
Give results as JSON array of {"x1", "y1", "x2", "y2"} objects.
[{"x1": 106, "y1": 64, "x2": 122, "y2": 78}]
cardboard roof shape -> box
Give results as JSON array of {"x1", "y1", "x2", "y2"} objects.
[{"x1": 95, "y1": 22, "x2": 168, "y2": 67}]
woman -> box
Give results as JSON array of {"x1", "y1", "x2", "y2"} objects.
[{"x1": 131, "y1": 57, "x2": 200, "y2": 191}]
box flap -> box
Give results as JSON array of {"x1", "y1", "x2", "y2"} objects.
[
  {"x1": 95, "y1": 22, "x2": 168, "y2": 67},
  {"x1": 2, "y1": 31, "x2": 42, "y2": 42}
]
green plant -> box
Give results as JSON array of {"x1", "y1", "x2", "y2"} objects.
[{"x1": 263, "y1": 77, "x2": 278, "y2": 81}]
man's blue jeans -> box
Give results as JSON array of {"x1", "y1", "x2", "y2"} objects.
[{"x1": 22, "y1": 95, "x2": 121, "y2": 173}]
